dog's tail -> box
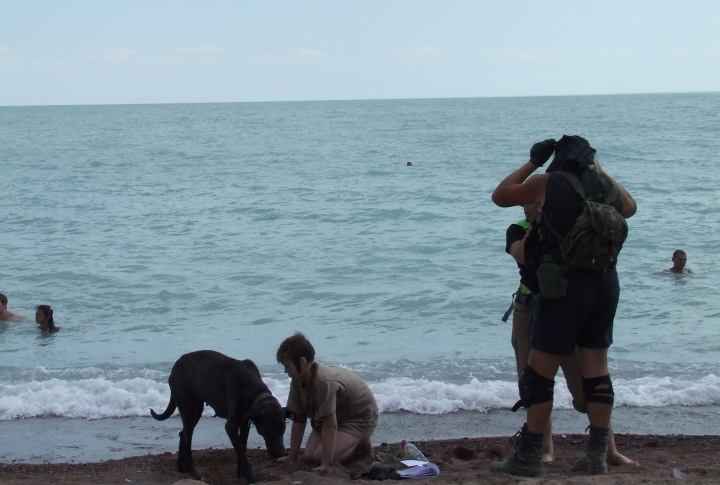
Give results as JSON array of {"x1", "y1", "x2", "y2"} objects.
[{"x1": 150, "y1": 397, "x2": 177, "y2": 421}]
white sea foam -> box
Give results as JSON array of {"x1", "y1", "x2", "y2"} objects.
[{"x1": 2, "y1": 374, "x2": 720, "y2": 420}]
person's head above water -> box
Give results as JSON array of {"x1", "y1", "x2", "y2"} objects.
[
  {"x1": 276, "y1": 332, "x2": 315, "y2": 376},
  {"x1": 35, "y1": 305, "x2": 59, "y2": 332},
  {"x1": 668, "y1": 250, "x2": 692, "y2": 274},
  {"x1": 0, "y1": 293, "x2": 23, "y2": 321}
]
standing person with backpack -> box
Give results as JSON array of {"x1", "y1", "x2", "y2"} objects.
[
  {"x1": 504, "y1": 203, "x2": 637, "y2": 467},
  {"x1": 489, "y1": 136, "x2": 637, "y2": 478}
]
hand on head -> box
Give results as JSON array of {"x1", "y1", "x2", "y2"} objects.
[{"x1": 529, "y1": 139, "x2": 557, "y2": 167}]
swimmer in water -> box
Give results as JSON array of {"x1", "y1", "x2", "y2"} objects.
[
  {"x1": 0, "y1": 293, "x2": 24, "y2": 322},
  {"x1": 664, "y1": 249, "x2": 692, "y2": 274},
  {"x1": 36, "y1": 305, "x2": 60, "y2": 332}
]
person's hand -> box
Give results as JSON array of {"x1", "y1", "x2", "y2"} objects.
[
  {"x1": 312, "y1": 465, "x2": 330, "y2": 475},
  {"x1": 529, "y1": 139, "x2": 557, "y2": 166}
]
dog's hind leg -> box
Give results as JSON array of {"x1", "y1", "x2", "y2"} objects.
[{"x1": 177, "y1": 398, "x2": 204, "y2": 480}]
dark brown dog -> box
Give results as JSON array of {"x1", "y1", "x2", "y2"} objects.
[{"x1": 151, "y1": 350, "x2": 287, "y2": 483}]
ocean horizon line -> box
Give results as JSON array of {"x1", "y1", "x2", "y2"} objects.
[{"x1": 2, "y1": 89, "x2": 719, "y2": 109}]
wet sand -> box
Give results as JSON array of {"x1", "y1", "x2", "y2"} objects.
[
  {"x1": 3, "y1": 434, "x2": 720, "y2": 484},
  {"x1": 6, "y1": 406, "x2": 720, "y2": 464}
]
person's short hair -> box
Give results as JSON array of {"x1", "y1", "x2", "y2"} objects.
[
  {"x1": 276, "y1": 333, "x2": 316, "y2": 373},
  {"x1": 673, "y1": 249, "x2": 686, "y2": 258},
  {"x1": 0, "y1": 293, "x2": 7, "y2": 306}
]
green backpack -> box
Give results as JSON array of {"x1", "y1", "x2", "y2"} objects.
[{"x1": 545, "y1": 171, "x2": 628, "y2": 272}]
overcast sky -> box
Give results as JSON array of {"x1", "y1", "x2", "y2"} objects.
[{"x1": 1, "y1": 0, "x2": 719, "y2": 106}]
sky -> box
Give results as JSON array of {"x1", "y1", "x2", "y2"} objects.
[{"x1": 1, "y1": 0, "x2": 719, "y2": 106}]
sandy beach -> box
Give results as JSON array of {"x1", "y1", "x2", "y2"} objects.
[{"x1": 2, "y1": 434, "x2": 720, "y2": 485}]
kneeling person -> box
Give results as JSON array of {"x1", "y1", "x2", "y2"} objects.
[{"x1": 276, "y1": 333, "x2": 378, "y2": 473}]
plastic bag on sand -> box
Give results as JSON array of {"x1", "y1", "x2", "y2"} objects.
[{"x1": 396, "y1": 462, "x2": 440, "y2": 478}]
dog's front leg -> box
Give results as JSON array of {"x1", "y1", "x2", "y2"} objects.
[{"x1": 225, "y1": 417, "x2": 255, "y2": 484}]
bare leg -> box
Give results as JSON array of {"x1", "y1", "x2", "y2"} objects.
[
  {"x1": 526, "y1": 349, "x2": 563, "y2": 434},
  {"x1": 607, "y1": 426, "x2": 639, "y2": 466},
  {"x1": 542, "y1": 415, "x2": 554, "y2": 463},
  {"x1": 513, "y1": 305, "x2": 554, "y2": 463},
  {"x1": 561, "y1": 348, "x2": 636, "y2": 466},
  {"x1": 312, "y1": 431, "x2": 366, "y2": 463},
  {"x1": 572, "y1": 347, "x2": 613, "y2": 475},
  {"x1": 488, "y1": 349, "x2": 561, "y2": 477},
  {"x1": 575, "y1": 347, "x2": 611, "y2": 428}
]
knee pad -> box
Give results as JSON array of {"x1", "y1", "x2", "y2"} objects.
[
  {"x1": 511, "y1": 365, "x2": 555, "y2": 412},
  {"x1": 582, "y1": 374, "x2": 614, "y2": 405}
]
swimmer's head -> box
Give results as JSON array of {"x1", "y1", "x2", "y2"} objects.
[
  {"x1": 672, "y1": 250, "x2": 687, "y2": 270},
  {"x1": 36, "y1": 305, "x2": 56, "y2": 331}
]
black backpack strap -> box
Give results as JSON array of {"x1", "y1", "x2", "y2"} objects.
[
  {"x1": 557, "y1": 171, "x2": 586, "y2": 198},
  {"x1": 559, "y1": 169, "x2": 620, "y2": 205},
  {"x1": 605, "y1": 182, "x2": 619, "y2": 204},
  {"x1": 543, "y1": 216, "x2": 563, "y2": 243}
]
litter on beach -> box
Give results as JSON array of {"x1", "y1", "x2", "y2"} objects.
[{"x1": 396, "y1": 462, "x2": 441, "y2": 478}]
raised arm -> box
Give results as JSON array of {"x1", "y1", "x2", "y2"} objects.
[
  {"x1": 492, "y1": 139, "x2": 555, "y2": 208},
  {"x1": 492, "y1": 165, "x2": 548, "y2": 208}
]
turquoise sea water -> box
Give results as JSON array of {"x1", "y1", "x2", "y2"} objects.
[{"x1": 1, "y1": 93, "x2": 719, "y2": 461}]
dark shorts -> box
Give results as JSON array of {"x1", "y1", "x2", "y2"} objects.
[{"x1": 531, "y1": 269, "x2": 619, "y2": 355}]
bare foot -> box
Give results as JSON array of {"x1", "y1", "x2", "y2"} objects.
[
  {"x1": 543, "y1": 452, "x2": 554, "y2": 464},
  {"x1": 608, "y1": 452, "x2": 639, "y2": 466},
  {"x1": 312, "y1": 465, "x2": 330, "y2": 475}
]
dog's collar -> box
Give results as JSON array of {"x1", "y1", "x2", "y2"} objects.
[{"x1": 250, "y1": 391, "x2": 274, "y2": 411}]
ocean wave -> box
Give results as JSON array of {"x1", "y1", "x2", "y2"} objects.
[{"x1": 2, "y1": 374, "x2": 720, "y2": 420}]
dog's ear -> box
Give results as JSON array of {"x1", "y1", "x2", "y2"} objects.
[{"x1": 283, "y1": 407, "x2": 298, "y2": 423}]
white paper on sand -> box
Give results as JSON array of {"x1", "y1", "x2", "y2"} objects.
[{"x1": 396, "y1": 461, "x2": 440, "y2": 478}]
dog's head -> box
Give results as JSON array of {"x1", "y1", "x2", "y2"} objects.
[{"x1": 243, "y1": 393, "x2": 287, "y2": 458}]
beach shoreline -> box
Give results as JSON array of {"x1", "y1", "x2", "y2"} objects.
[
  {"x1": 3, "y1": 434, "x2": 720, "y2": 484},
  {"x1": 4, "y1": 406, "x2": 720, "y2": 465}
]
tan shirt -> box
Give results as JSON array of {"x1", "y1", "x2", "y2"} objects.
[{"x1": 286, "y1": 363, "x2": 378, "y2": 437}]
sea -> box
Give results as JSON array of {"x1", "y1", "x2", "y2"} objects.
[{"x1": 1, "y1": 93, "x2": 720, "y2": 463}]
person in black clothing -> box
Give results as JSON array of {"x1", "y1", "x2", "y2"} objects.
[
  {"x1": 505, "y1": 202, "x2": 583, "y2": 463},
  {"x1": 505, "y1": 204, "x2": 637, "y2": 467},
  {"x1": 490, "y1": 136, "x2": 637, "y2": 477}
]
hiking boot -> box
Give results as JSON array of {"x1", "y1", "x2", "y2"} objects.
[
  {"x1": 489, "y1": 424, "x2": 545, "y2": 477},
  {"x1": 572, "y1": 426, "x2": 609, "y2": 475}
]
